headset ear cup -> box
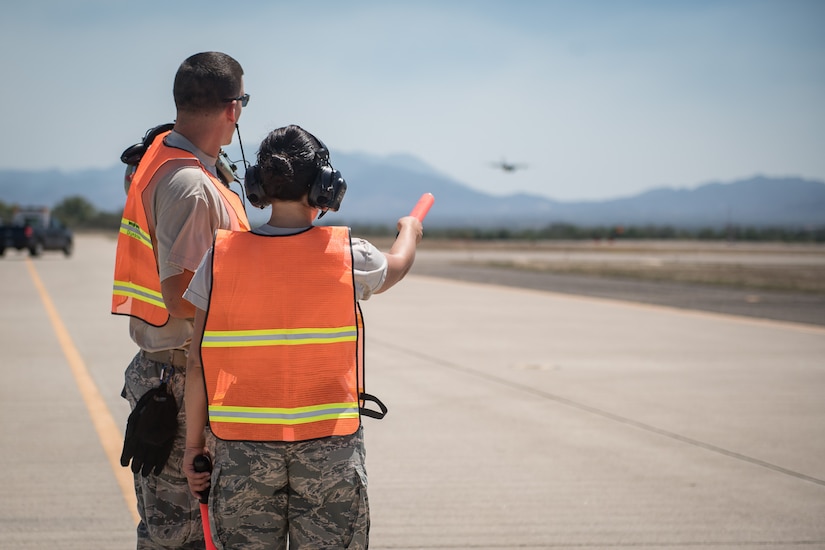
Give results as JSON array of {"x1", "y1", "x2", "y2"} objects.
[
  {"x1": 308, "y1": 167, "x2": 346, "y2": 211},
  {"x1": 244, "y1": 165, "x2": 267, "y2": 209},
  {"x1": 308, "y1": 166, "x2": 332, "y2": 208},
  {"x1": 303, "y1": 130, "x2": 347, "y2": 212}
]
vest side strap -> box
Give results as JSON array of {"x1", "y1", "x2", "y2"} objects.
[{"x1": 359, "y1": 392, "x2": 388, "y2": 419}]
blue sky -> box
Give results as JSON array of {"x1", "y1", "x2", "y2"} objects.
[{"x1": 1, "y1": 0, "x2": 823, "y2": 201}]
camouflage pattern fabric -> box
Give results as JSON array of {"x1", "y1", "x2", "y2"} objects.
[
  {"x1": 210, "y1": 428, "x2": 369, "y2": 549},
  {"x1": 123, "y1": 351, "x2": 211, "y2": 549}
]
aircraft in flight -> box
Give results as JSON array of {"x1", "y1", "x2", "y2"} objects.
[{"x1": 490, "y1": 158, "x2": 528, "y2": 172}]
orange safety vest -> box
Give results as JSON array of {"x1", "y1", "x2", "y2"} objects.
[
  {"x1": 111, "y1": 131, "x2": 250, "y2": 326},
  {"x1": 200, "y1": 227, "x2": 384, "y2": 442}
]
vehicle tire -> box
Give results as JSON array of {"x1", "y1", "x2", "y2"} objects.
[
  {"x1": 29, "y1": 241, "x2": 43, "y2": 257},
  {"x1": 0, "y1": 247, "x2": 5, "y2": 257},
  {"x1": 63, "y1": 240, "x2": 73, "y2": 257}
]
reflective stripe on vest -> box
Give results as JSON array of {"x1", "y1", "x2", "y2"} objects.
[
  {"x1": 111, "y1": 131, "x2": 250, "y2": 326},
  {"x1": 202, "y1": 326, "x2": 358, "y2": 347},
  {"x1": 208, "y1": 402, "x2": 360, "y2": 425},
  {"x1": 112, "y1": 280, "x2": 165, "y2": 308},
  {"x1": 118, "y1": 217, "x2": 152, "y2": 249},
  {"x1": 201, "y1": 227, "x2": 360, "y2": 442},
  {"x1": 112, "y1": 217, "x2": 163, "y2": 310}
]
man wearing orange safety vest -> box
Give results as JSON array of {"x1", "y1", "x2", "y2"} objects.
[
  {"x1": 112, "y1": 51, "x2": 251, "y2": 550},
  {"x1": 182, "y1": 125, "x2": 423, "y2": 548}
]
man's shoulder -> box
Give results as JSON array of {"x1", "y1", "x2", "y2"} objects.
[
  {"x1": 158, "y1": 162, "x2": 212, "y2": 192},
  {"x1": 147, "y1": 164, "x2": 218, "y2": 217}
]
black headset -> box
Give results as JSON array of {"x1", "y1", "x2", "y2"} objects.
[
  {"x1": 120, "y1": 123, "x2": 176, "y2": 194},
  {"x1": 244, "y1": 135, "x2": 347, "y2": 214},
  {"x1": 120, "y1": 122, "x2": 241, "y2": 194}
]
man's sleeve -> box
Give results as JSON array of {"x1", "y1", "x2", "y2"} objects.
[
  {"x1": 154, "y1": 168, "x2": 217, "y2": 282},
  {"x1": 182, "y1": 248, "x2": 213, "y2": 311}
]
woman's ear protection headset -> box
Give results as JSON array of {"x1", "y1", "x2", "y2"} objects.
[{"x1": 244, "y1": 136, "x2": 347, "y2": 217}]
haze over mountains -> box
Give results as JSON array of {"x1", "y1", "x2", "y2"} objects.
[{"x1": 1, "y1": 152, "x2": 824, "y2": 229}]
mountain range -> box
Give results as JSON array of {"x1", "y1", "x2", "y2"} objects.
[{"x1": 1, "y1": 153, "x2": 824, "y2": 229}]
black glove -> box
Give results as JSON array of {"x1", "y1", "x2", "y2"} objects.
[{"x1": 120, "y1": 382, "x2": 178, "y2": 477}]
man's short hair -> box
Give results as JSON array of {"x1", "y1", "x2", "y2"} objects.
[{"x1": 173, "y1": 52, "x2": 244, "y2": 114}]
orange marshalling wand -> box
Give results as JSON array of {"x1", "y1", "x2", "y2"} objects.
[{"x1": 410, "y1": 193, "x2": 435, "y2": 221}]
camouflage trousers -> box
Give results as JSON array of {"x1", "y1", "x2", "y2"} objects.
[
  {"x1": 122, "y1": 350, "x2": 211, "y2": 550},
  {"x1": 209, "y1": 428, "x2": 369, "y2": 549}
]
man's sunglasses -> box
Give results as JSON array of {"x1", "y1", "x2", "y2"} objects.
[{"x1": 224, "y1": 93, "x2": 250, "y2": 107}]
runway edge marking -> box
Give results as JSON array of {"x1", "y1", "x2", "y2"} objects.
[{"x1": 26, "y1": 258, "x2": 140, "y2": 525}]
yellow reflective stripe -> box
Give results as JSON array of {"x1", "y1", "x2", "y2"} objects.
[
  {"x1": 202, "y1": 326, "x2": 357, "y2": 348},
  {"x1": 208, "y1": 402, "x2": 359, "y2": 425},
  {"x1": 119, "y1": 217, "x2": 153, "y2": 250},
  {"x1": 112, "y1": 280, "x2": 166, "y2": 309}
]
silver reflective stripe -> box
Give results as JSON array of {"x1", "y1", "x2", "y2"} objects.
[
  {"x1": 209, "y1": 402, "x2": 360, "y2": 425},
  {"x1": 203, "y1": 326, "x2": 357, "y2": 348},
  {"x1": 112, "y1": 280, "x2": 165, "y2": 308},
  {"x1": 119, "y1": 218, "x2": 153, "y2": 249}
]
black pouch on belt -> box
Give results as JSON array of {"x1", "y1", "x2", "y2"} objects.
[{"x1": 120, "y1": 382, "x2": 178, "y2": 477}]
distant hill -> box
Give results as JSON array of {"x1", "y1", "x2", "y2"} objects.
[
  {"x1": 0, "y1": 166, "x2": 127, "y2": 216},
  {"x1": 528, "y1": 176, "x2": 825, "y2": 229},
  {"x1": 1, "y1": 155, "x2": 823, "y2": 229}
]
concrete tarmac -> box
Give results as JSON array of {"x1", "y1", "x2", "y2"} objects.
[{"x1": 1, "y1": 234, "x2": 823, "y2": 549}]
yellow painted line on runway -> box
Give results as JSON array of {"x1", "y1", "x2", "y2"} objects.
[{"x1": 26, "y1": 259, "x2": 140, "y2": 525}]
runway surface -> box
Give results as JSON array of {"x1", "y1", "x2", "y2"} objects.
[
  {"x1": 410, "y1": 242, "x2": 825, "y2": 327},
  {"x1": 1, "y1": 234, "x2": 823, "y2": 549}
]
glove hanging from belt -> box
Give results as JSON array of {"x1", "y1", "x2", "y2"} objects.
[{"x1": 120, "y1": 379, "x2": 178, "y2": 477}]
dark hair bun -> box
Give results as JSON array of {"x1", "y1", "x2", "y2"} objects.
[{"x1": 261, "y1": 153, "x2": 294, "y2": 180}]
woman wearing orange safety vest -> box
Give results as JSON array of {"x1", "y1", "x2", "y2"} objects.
[{"x1": 182, "y1": 125, "x2": 423, "y2": 549}]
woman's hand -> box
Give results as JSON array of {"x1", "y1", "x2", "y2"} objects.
[
  {"x1": 183, "y1": 446, "x2": 212, "y2": 499},
  {"x1": 396, "y1": 215, "x2": 423, "y2": 244}
]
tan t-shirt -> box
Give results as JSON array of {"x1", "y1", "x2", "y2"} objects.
[{"x1": 129, "y1": 131, "x2": 240, "y2": 352}]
